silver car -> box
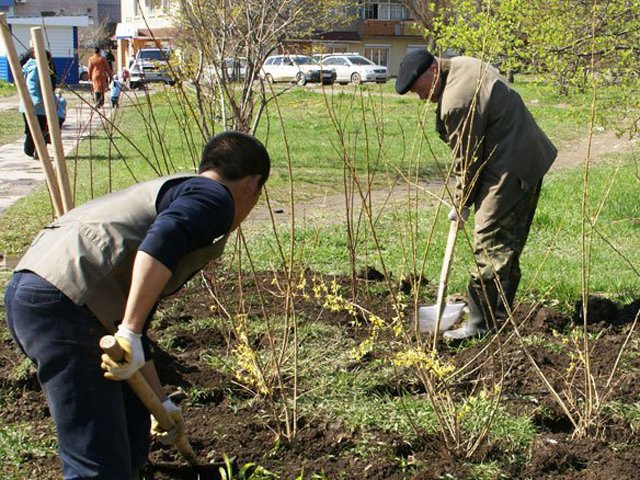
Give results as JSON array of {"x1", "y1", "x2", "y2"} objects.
[
  {"x1": 260, "y1": 55, "x2": 335, "y2": 85},
  {"x1": 129, "y1": 48, "x2": 175, "y2": 89},
  {"x1": 320, "y1": 54, "x2": 388, "y2": 85}
]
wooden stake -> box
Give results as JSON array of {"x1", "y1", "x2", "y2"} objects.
[
  {"x1": 0, "y1": 13, "x2": 64, "y2": 217},
  {"x1": 31, "y1": 27, "x2": 74, "y2": 213}
]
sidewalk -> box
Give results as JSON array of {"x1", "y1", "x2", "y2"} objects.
[{"x1": 0, "y1": 95, "x2": 103, "y2": 215}]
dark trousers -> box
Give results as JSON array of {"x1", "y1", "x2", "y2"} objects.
[
  {"x1": 4, "y1": 272, "x2": 150, "y2": 479},
  {"x1": 93, "y1": 91, "x2": 105, "y2": 108},
  {"x1": 469, "y1": 181, "x2": 542, "y2": 325},
  {"x1": 23, "y1": 113, "x2": 50, "y2": 158}
]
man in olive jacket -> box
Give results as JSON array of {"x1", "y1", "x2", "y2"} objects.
[
  {"x1": 396, "y1": 50, "x2": 557, "y2": 341},
  {"x1": 4, "y1": 131, "x2": 270, "y2": 479}
]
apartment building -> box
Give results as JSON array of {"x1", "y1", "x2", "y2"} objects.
[
  {"x1": 115, "y1": 0, "x2": 173, "y2": 73},
  {"x1": 309, "y1": 1, "x2": 427, "y2": 76},
  {"x1": 0, "y1": 1, "x2": 119, "y2": 24},
  {"x1": 115, "y1": 0, "x2": 427, "y2": 76}
]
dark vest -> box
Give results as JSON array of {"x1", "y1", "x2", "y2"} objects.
[{"x1": 16, "y1": 175, "x2": 229, "y2": 329}]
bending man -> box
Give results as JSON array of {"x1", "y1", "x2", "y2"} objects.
[
  {"x1": 396, "y1": 50, "x2": 557, "y2": 341},
  {"x1": 4, "y1": 131, "x2": 270, "y2": 479}
]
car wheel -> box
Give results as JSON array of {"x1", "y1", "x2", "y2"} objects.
[
  {"x1": 80, "y1": 72, "x2": 89, "y2": 82},
  {"x1": 296, "y1": 72, "x2": 307, "y2": 86},
  {"x1": 351, "y1": 72, "x2": 362, "y2": 85}
]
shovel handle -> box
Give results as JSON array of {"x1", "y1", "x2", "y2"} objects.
[
  {"x1": 100, "y1": 335, "x2": 199, "y2": 465},
  {"x1": 432, "y1": 219, "x2": 460, "y2": 350}
]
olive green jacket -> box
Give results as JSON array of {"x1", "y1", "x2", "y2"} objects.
[
  {"x1": 436, "y1": 57, "x2": 557, "y2": 230},
  {"x1": 16, "y1": 175, "x2": 229, "y2": 330}
]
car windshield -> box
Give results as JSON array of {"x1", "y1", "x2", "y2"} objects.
[
  {"x1": 348, "y1": 56, "x2": 375, "y2": 66},
  {"x1": 291, "y1": 56, "x2": 316, "y2": 65},
  {"x1": 139, "y1": 50, "x2": 170, "y2": 61}
]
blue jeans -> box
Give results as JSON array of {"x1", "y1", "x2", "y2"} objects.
[{"x1": 4, "y1": 272, "x2": 150, "y2": 480}]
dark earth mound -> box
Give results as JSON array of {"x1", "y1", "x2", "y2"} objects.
[{"x1": 1, "y1": 269, "x2": 639, "y2": 479}]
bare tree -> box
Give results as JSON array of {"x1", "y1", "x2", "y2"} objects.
[
  {"x1": 78, "y1": 18, "x2": 111, "y2": 49},
  {"x1": 171, "y1": 0, "x2": 352, "y2": 134}
]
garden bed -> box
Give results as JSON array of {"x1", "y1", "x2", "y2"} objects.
[{"x1": 1, "y1": 268, "x2": 639, "y2": 479}]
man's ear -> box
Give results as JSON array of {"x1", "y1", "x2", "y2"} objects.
[{"x1": 248, "y1": 174, "x2": 262, "y2": 193}]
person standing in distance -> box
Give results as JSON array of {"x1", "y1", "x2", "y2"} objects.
[
  {"x1": 88, "y1": 46, "x2": 113, "y2": 108},
  {"x1": 396, "y1": 50, "x2": 557, "y2": 341}
]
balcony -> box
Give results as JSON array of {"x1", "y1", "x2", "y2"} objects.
[{"x1": 358, "y1": 19, "x2": 423, "y2": 37}]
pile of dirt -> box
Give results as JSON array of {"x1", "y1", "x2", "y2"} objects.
[{"x1": 1, "y1": 269, "x2": 639, "y2": 479}]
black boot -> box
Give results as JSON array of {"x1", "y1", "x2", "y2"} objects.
[{"x1": 443, "y1": 286, "x2": 489, "y2": 341}]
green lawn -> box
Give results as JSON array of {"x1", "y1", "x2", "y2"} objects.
[
  {"x1": 0, "y1": 78, "x2": 639, "y2": 480},
  {"x1": 0, "y1": 109, "x2": 23, "y2": 146},
  {"x1": 0, "y1": 79, "x2": 637, "y2": 306},
  {"x1": 0, "y1": 80, "x2": 16, "y2": 97}
]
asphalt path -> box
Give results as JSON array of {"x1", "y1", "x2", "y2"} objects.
[{"x1": 0, "y1": 92, "x2": 104, "y2": 216}]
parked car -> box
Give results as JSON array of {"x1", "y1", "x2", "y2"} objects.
[
  {"x1": 260, "y1": 55, "x2": 335, "y2": 85},
  {"x1": 128, "y1": 48, "x2": 175, "y2": 89},
  {"x1": 319, "y1": 54, "x2": 388, "y2": 85},
  {"x1": 205, "y1": 57, "x2": 248, "y2": 83},
  {"x1": 78, "y1": 65, "x2": 89, "y2": 82}
]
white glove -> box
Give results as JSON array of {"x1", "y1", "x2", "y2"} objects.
[
  {"x1": 448, "y1": 206, "x2": 470, "y2": 223},
  {"x1": 151, "y1": 398, "x2": 185, "y2": 445},
  {"x1": 101, "y1": 325, "x2": 145, "y2": 381}
]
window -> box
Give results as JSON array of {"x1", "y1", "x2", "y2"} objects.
[
  {"x1": 325, "y1": 57, "x2": 348, "y2": 66},
  {"x1": 363, "y1": 3, "x2": 378, "y2": 19},
  {"x1": 364, "y1": 46, "x2": 389, "y2": 67},
  {"x1": 348, "y1": 56, "x2": 374, "y2": 66},
  {"x1": 361, "y1": 2, "x2": 407, "y2": 21}
]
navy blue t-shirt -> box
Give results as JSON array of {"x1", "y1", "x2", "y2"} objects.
[{"x1": 138, "y1": 176, "x2": 234, "y2": 272}]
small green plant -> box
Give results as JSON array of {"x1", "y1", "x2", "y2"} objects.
[
  {"x1": 218, "y1": 453, "x2": 278, "y2": 480},
  {"x1": 8, "y1": 357, "x2": 35, "y2": 383},
  {"x1": 0, "y1": 421, "x2": 57, "y2": 474}
]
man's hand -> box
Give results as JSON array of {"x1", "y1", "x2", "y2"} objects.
[
  {"x1": 101, "y1": 325, "x2": 145, "y2": 381},
  {"x1": 448, "y1": 206, "x2": 470, "y2": 223},
  {"x1": 151, "y1": 399, "x2": 185, "y2": 445}
]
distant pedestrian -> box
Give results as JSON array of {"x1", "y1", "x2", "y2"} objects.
[
  {"x1": 105, "y1": 47, "x2": 116, "y2": 72},
  {"x1": 110, "y1": 76, "x2": 123, "y2": 108},
  {"x1": 55, "y1": 88, "x2": 67, "y2": 128},
  {"x1": 19, "y1": 48, "x2": 50, "y2": 158},
  {"x1": 88, "y1": 47, "x2": 112, "y2": 108}
]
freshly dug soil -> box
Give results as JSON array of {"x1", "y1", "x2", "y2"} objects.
[{"x1": 1, "y1": 269, "x2": 639, "y2": 479}]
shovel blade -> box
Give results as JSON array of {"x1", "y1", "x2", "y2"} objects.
[{"x1": 418, "y1": 302, "x2": 466, "y2": 333}]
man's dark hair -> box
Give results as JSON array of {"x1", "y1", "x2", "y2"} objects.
[
  {"x1": 94, "y1": 47, "x2": 100, "y2": 54},
  {"x1": 199, "y1": 131, "x2": 270, "y2": 187}
]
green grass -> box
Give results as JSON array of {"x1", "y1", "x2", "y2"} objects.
[
  {"x1": 0, "y1": 80, "x2": 16, "y2": 97},
  {"x1": 0, "y1": 108, "x2": 23, "y2": 145},
  {"x1": 0, "y1": 77, "x2": 637, "y2": 478},
  {"x1": 242, "y1": 150, "x2": 640, "y2": 306},
  {"x1": 0, "y1": 420, "x2": 57, "y2": 479}
]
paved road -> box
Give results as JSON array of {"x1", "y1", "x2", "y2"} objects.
[{"x1": 0, "y1": 94, "x2": 103, "y2": 216}]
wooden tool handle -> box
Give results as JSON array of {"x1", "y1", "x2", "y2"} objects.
[
  {"x1": 432, "y1": 219, "x2": 460, "y2": 350},
  {"x1": 100, "y1": 335, "x2": 199, "y2": 465}
]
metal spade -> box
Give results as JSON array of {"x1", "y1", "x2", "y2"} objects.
[{"x1": 419, "y1": 219, "x2": 466, "y2": 342}]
